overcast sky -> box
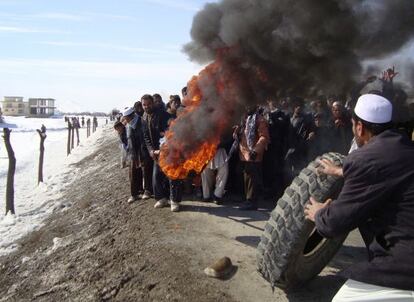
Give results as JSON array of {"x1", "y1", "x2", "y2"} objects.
[{"x1": 0, "y1": 0, "x2": 211, "y2": 112}]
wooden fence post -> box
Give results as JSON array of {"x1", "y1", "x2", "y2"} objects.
[
  {"x1": 75, "y1": 127, "x2": 80, "y2": 146},
  {"x1": 3, "y1": 128, "x2": 16, "y2": 215},
  {"x1": 71, "y1": 122, "x2": 75, "y2": 150},
  {"x1": 67, "y1": 121, "x2": 72, "y2": 156},
  {"x1": 87, "y1": 120, "x2": 91, "y2": 138},
  {"x1": 93, "y1": 117, "x2": 97, "y2": 133},
  {"x1": 37, "y1": 127, "x2": 47, "y2": 184}
]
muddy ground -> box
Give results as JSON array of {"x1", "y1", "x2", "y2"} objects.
[{"x1": 0, "y1": 128, "x2": 365, "y2": 302}]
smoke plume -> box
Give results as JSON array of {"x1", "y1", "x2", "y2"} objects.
[
  {"x1": 160, "y1": 0, "x2": 414, "y2": 178},
  {"x1": 186, "y1": 0, "x2": 414, "y2": 94}
]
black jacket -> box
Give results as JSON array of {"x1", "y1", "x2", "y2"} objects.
[
  {"x1": 127, "y1": 115, "x2": 149, "y2": 163},
  {"x1": 267, "y1": 109, "x2": 290, "y2": 157},
  {"x1": 142, "y1": 109, "x2": 171, "y2": 153},
  {"x1": 327, "y1": 117, "x2": 353, "y2": 155},
  {"x1": 315, "y1": 130, "x2": 414, "y2": 290}
]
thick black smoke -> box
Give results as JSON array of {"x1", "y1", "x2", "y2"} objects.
[
  {"x1": 185, "y1": 0, "x2": 414, "y2": 97},
  {"x1": 161, "y1": 0, "x2": 414, "y2": 177}
]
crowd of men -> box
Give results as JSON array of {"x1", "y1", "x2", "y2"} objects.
[
  {"x1": 114, "y1": 67, "x2": 413, "y2": 212},
  {"x1": 112, "y1": 67, "x2": 414, "y2": 299}
]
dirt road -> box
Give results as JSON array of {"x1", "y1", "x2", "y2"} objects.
[{"x1": 0, "y1": 128, "x2": 365, "y2": 301}]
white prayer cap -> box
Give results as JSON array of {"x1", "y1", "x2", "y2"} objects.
[
  {"x1": 354, "y1": 94, "x2": 392, "y2": 124},
  {"x1": 122, "y1": 107, "x2": 135, "y2": 117}
]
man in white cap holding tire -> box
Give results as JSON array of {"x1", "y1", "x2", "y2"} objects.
[{"x1": 305, "y1": 94, "x2": 414, "y2": 301}]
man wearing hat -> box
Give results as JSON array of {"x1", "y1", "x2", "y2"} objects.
[
  {"x1": 123, "y1": 107, "x2": 152, "y2": 203},
  {"x1": 305, "y1": 94, "x2": 414, "y2": 300}
]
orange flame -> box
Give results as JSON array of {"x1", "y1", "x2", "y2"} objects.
[
  {"x1": 159, "y1": 63, "x2": 225, "y2": 180},
  {"x1": 159, "y1": 139, "x2": 218, "y2": 180},
  {"x1": 158, "y1": 46, "x2": 271, "y2": 180}
]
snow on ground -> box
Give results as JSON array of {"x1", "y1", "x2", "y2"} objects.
[{"x1": 0, "y1": 116, "x2": 111, "y2": 256}]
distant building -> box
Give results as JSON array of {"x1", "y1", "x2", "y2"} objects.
[
  {"x1": 1, "y1": 97, "x2": 57, "y2": 117},
  {"x1": 28, "y1": 98, "x2": 56, "y2": 117},
  {"x1": 1, "y1": 96, "x2": 28, "y2": 116}
]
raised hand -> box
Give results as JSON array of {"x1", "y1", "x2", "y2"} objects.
[
  {"x1": 381, "y1": 66, "x2": 399, "y2": 82},
  {"x1": 386, "y1": 66, "x2": 399, "y2": 80}
]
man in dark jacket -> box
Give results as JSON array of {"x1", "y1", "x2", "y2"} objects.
[
  {"x1": 305, "y1": 94, "x2": 414, "y2": 300},
  {"x1": 328, "y1": 101, "x2": 353, "y2": 155},
  {"x1": 263, "y1": 98, "x2": 290, "y2": 199},
  {"x1": 141, "y1": 94, "x2": 183, "y2": 212},
  {"x1": 286, "y1": 97, "x2": 316, "y2": 180},
  {"x1": 123, "y1": 107, "x2": 152, "y2": 203}
]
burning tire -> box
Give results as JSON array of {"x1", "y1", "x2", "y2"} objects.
[{"x1": 257, "y1": 152, "x2": 346, "y2": 290}]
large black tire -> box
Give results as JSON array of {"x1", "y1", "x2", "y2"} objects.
[{"x1": 257, "y1": 152, "x2": 347, "y2": 290}]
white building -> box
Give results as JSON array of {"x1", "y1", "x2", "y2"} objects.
[
  {"x1": 1, "y1": 97, "x2": 57, "y2": 117},
  {"x1": 28, "y1": 98, "x2": 56, "y2": 117},
  {"x1": 1, "y1": 96, "x2": 28, "y2": 116}
]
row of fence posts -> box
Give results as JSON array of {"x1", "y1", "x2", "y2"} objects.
[
  {"x1": 2, "y1": 125, "x2": 46, "y2": 215},
  {"x1": 66, "y1": 117, "x2": 98, "y2": 156},
  {"x1": 3, "y1": 116, "x2": 102, "y2": 215}
]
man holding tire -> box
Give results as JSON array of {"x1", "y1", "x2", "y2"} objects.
[{"x1": 305, "y1": 94, "x2": 414, "y2": 301}]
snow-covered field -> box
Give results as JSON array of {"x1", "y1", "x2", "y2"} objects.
[{"x1": 0, "y1": 116, "x2": 110, "y2": 256}]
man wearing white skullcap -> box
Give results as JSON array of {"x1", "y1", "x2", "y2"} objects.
[
  {"x1": 305, "y1": 94, "x2": 414, "y2": 301},
  {"x1": 353, "y1": 94, "x2": 392, "y2": 123}
]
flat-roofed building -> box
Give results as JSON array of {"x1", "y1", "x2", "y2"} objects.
[
  {"x1": 1, "y1": 96, "x2": 28, "y2": 116},
  {"x1": 28, "y1": 98, "x2": 56, "y2": 117}
]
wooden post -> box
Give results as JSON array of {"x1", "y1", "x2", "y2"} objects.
[
  {"x1": 67, "y1": 121, "x2": 72, "y2": 156},
  {"x1": 71, "y1": 121, "x2": 75, "y2": 150},
  {"x1": 3, "y1": 128, "x2": 16, "y2": 215},
  {"x1": 75, "y1": 127, "x2": 80, "y2": 146},
  {"x1": 37, "y1": 127, "x2": 47, "y2": 184},
  {"x1": 87, "y1": 119, "x2": 91, "y2": 138}
]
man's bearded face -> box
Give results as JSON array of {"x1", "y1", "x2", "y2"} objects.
[
  {"x1": 143, "y1": 99, "x2": 153, "y2": 114},
  {"x1": 332, "y1": 105, "x2": 342, "y2": 119},
  {"x1": 293, "y1": 105, "x2": 302, "y2": 116},
  {"x1": 154, "y1": 96, "x2": 162, "y2": 108}
]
